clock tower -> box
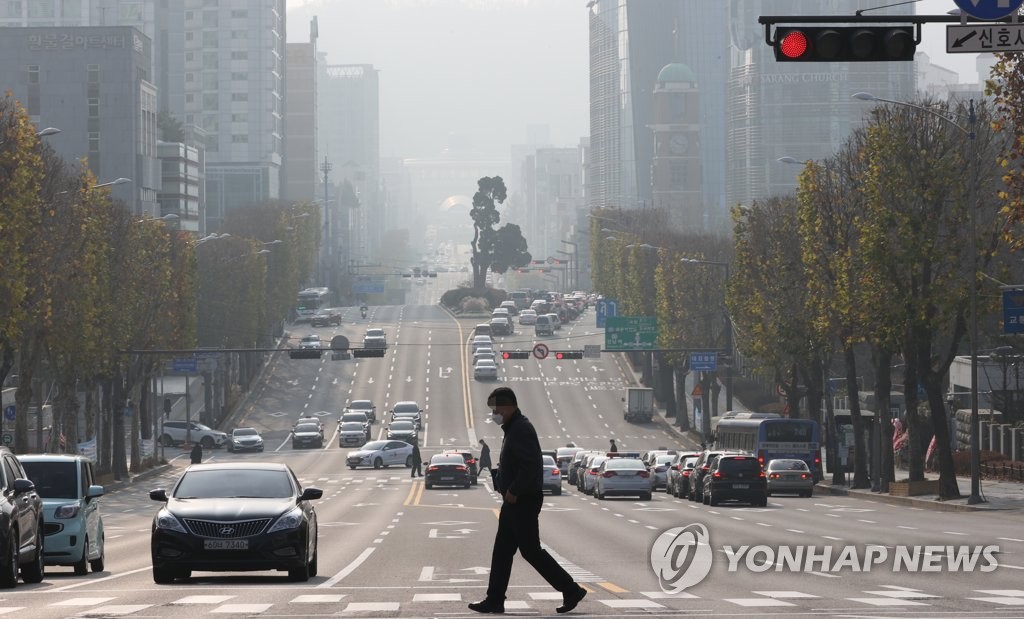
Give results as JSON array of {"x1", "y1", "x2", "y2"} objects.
[{"x1": 651, "y1": 63, "x2": 703, "y2": 231}]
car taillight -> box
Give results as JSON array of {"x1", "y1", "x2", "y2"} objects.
[
  {"x1": 769, "y1": 473, "x2": 781, "y2": 479},
  {"x1": 701, "y1": 465, "x2": 709, "y2": 472},
  {"x1": 456, "y1": 465, "x2": 467, "y2": 472},
  {"x1": 713, "y1": 471, "x2": 725, "y2": 479},
  {"x1": 757, "y1": 450, "x2": 765, "y2": 467},
  {"x1": 467, "y1": 459, "x2": 476, "y2": 464},
  {"x1": 814, "y1": 456, "x2": 821, "y2": 466},
  {"x1": 682, "y1": 470, "x2": 692, "y2": 477},
  {"x1": 551, "y1": 469, "x2": 560, "y2": 476},
  {"x1": 801, "y1": 473, "x2": 810, "y2": 479},
  {"x1": 427, "y1": 466, "x2": 439, "y2": 472},
  {"x1": 758, "y1": 471, "x2": 766, "y2": 478},
  {"x1": 588, "y1": 469, "x2": 598, "y2": 475},
  {"x1": 637, "y1": 470, "x2": 650, "y2": 478},
  {"x1": 602, "y1": 471, "x2": 616, "y2": 478}
]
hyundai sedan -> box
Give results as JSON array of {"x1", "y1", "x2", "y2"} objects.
[
  {"x1": 338, "y1": 422, "x2": 368, "y2": 448},
  {"x1": 228, "y1": 428, "x2": 264, "y2": 453},
  {"x1": 149, "y1": 462, "x2": 321, "y2": 583},
  {"x1": 474, "y1": 358, "x2": 498, "y2": 380},
  {"x1": 424, "y1": 454, "x2": 471, "y2": 489},
  {"x1": 346, "y1": 440, "x2": 414, "y2": 470},
  {"x1": 766, "y1": 459, "x2": 814, "y2": 497},
  {"x1": 291, "y1": 422, "x2": 324, "y2": 449},
  {"x1": 387, "y1": 420, "x2": 418, "y2": 444}
]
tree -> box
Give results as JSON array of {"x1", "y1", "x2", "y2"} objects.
[{"x1": 469, "y1": 176, "x2": 531, "y2": 289}]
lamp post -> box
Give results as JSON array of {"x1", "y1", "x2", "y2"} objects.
[
  {"x1": 854, "y1": 91, "x2": 984, "y2": 505},
  {"x1": 680, "y1": 258, "x2": 734, "y2": 412},
  {"x1": 136, "y1": 213, "x2": 179, "y2": 224},
  {"x1": 560, "y1": 239, "x2": 578, "y2": 291}
]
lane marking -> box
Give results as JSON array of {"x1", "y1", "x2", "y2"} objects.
[{"x1": 318, "y1": 547, "x2": 376, "y2": 588}]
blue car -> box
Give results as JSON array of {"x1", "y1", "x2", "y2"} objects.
[{"x1": 18, "y1": 454, "x2": 105, "y2": 574}]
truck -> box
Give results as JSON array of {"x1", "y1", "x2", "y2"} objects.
[{"x1": 623, "y1": 387, "x2": 654, "y2": 423}]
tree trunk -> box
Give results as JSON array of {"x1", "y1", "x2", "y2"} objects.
[
  {"x1": 13, "y1": 334, "x2": 41, "y2": 454},
  {"x1": 656, "y1": 355, "x2": 676, "y2": 418},
  {"x1": 902, "y1": 353, "x2": 925, "y2": 482},
  {"x1": 872, "y1": 348, "x2": 894, "y2": 493},
  {"x1": 844, "y1": 344, "x2": 870, "y2": 488},
  {"x1": 802, "y1": 361, "x2": 824, "y2": 427},
  {"x1": 674, "y1": 367, "x2": 691, "y2": 432},
  {"x1": 112, "y1": 371, "x2": 127, "y2": 480},
  {"x1": 710, "y1": 379, "x2": 721, "y2": 418},
  {"x1": 99, "y1": 380, "x2": 112, "y2": 475},
  {"x1": 84, "y1": 383, "x2": 95, "y2": 443}
]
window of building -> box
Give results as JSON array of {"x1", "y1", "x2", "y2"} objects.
[
  {"x1": 230, "y1": 50, "x2": 247, "y2": 60},
  {"x1": 231, "y1": 113, "x2": 246, "y2": 122},
  {"x1": 88, "y1": 97, "x2": 98, "y2": 117},
  {"x1": 206, "y1": 136, "x2": 218, "y2": 152},
  {"x1": 28, "y1": 0, "x2": 55, "y2": 18},
  {"x1": 671, "y1": 164, "x2": 685, "y2": 189},
  {"x1": 202, "y1": 31, "x2": 217, "y2": 47},
  {"x1": 88, "y1": 131, "x2": 99, "y2": 152},
  {"x1": 61, "y1": 0, "x2": 81, "y2": 18},
  {"x1": 185, "y1": 72, "x2": 193, "y2": 82},
  {"x1": 202, "y1": 10, "x2": 217, "y2": 27},
  {"x1": 202, "y1": 93, "x2": 218, "y2": 111},
  {"x1": 231, "y1": 134, "x2": 247, "y2": 143},
  {"x1": 202, "y1": 73, "x2": 218, "y2": 90},
  {"x1": 203, "y1": 52, "x2": 217, "y2": 69},
  {"x1": 231, "y1": 9, "x2": 247, "y2": 18},
  {"x1": 185, "y1": 113, "x2": 194, "y2": 123},
  {"x1": 185, "y1": 93, "x2": 194, "y2": 104},
  {"x1": 87, "y1": 64, "x2": 99, "y2": 82},
  {"x1": 230, "y1": 72, "x2": 247, "y2": 81},
  {"x1": 185, "y1": 31, "x2": 193, "y2": 41},
  {"x1": 231, "y1": 30, "x2": 246, "y2": 39},
  {"x1": 231, "y1": 92, "x2": 247, "y2": 102},
  {"x1": 27, "y1": 64, "x2": 38, "y2": 84},
  {"x1": 4, "y1": 2, "x2": 23, "y2": 19},
  {"x1": 185, "y1": 51, "x2": 194, "y2": 62},
  {"x1": 185, "y1": 10, "x2": 193, "y2": 21}
]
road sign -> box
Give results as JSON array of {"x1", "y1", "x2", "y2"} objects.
[
  {"x1": 691, "y1": 384, "x2": 703, "y2": 397},
  {"x1": 1003, "y1": 288, "x2": 1024, "y2": 334},
  {"x1": 690, "y1": 352, "x2": 718, "y2": 372},
  {"x1": 354, "y1": 276, "x2": 386, "y2": 294},
  {"x1": 954, "y1": 0, "x2": 1024, "y2": 20},
  {"x1": 604, "y1": 316, "x2": 658, "y2": 351},
  {"x1": 532, "y1": 343, "x2": 550, "y2": 360},
  {"x1": 172, "y1": 357, "x2": 197, "y2": 373},
  {"x1": 947, "y1": 23, "x2": 1024, "y2": 53},
  {"x1": 583, "y1": 344, "x2": 601, "y2": 359},
  {"x1": 595, "y1": 299, "x2": 618, "y2": 329},
  {"x1": 3, "y1": 405, "x2": 14, "y2": 422}
]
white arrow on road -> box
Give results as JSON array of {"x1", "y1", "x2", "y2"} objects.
[
  {"x1": 419, "y1": 566, "x2": 482, "y2": 583},
  {"x1": 429, "y1": 528, "x2": 468, "y2": 539},
  {"x1": 461, "y1": 566, "x2": 490, "y2": 574},
  {"x1": 353, "y1": 503, "x2": 379, "y2": 508},
  {"x1": 368, "y1": 377, "x2": 374, "y2": 384},
  {"x1": 406, "y1": 376, "x2": 413, "y2": 382},
  {"x1": 591, "y1": 366, "x2": 603, "y2": 372},
  {"x1": 439, "y1": 367, "x2": 453, "y2": 378},
  {"x1": 453, "y1": 528, "x2": 476, "y2": 534}
]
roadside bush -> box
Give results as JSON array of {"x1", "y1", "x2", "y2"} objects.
[
  {"x1": 461, "y1": 296, "x2": 489, "y2": 312},
  {"x1": 952, "y1": 449, "x2": 1007, "y2": 476},
  {"x1": 440, "y1": 287, "x2": 507, "y2": 311}
]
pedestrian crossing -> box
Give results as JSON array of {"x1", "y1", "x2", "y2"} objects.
[{"x1": 4, "y1": 586, "x2": 1023, "y2": 616}]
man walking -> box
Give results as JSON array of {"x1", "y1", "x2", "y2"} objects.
[
  {"x1": 411, "y1": 442, "x2": 422, "y2": 477},
  {"x1": 469, "y1": 387, "x2": 587, "y2": 614},
  {"x1": 478, "y1": 438, "x2": 492, "y2": 477},
  {"x1": 609, "y1": 438, "x2": 618, "y2": 453}
]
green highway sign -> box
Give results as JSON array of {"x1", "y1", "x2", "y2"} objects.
[{"x1": 604, "y1": 316, "x2": 658, "y2": 351}]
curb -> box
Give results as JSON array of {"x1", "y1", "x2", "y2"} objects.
[
  {"x1": 815, "y1": 481, "x2": 997, "y2": 513},
  {"x1": 101, "y1": 463, "x2": 174, "y2": 495}
]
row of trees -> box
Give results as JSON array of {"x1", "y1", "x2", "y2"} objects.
[
  {"x1": 593, "y1": 87, "x2": 1024, "y2": 498},
  {"x1": 0, "y1": 95, "x2": 319, "y2": 477}
]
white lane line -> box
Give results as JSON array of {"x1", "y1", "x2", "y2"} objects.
[
  {"x1": 318, "y1": 547, "x2": 376, "y2": 588},
  {"x1": 50, "y1": 566, "x2": 152, "y2": 592}
]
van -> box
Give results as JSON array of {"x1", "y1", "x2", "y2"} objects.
[
  {"x1": 535, "y1": 314, "x2": 554, "y2": 336},
  {"x1": 18, "y1": 454, "x2": 105, "y2": 574},
  {"x1": 474, "y1": 323, "x2": 492, "y2": 337}
]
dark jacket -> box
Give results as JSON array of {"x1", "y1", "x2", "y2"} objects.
[
  {"x1": 479, "y1": 442, "x2": 492, "y2": 471},
  {"x1": 411, "y1": 443, "x2": 422, "y2": 465},
  {"x1": 495, "y1": 410, "x2": 543, "y2": 498},
  {"x1": 190, "y1": 443, "x2": 203, "y2": 464}
]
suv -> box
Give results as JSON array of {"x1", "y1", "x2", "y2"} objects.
[
  {"x1": 0, "y1": 447, "x2": 45, "y2": 587},
  {"x1": 440, "y1": 450, "x2": 479, "y2": 485},
  {"x1": 160, "y1": 420, "x2": 228, "y2": 449},
  {"x1": 18, "y1": 454, "x2": 104, "y2": 575},
  {"x1": 689, "y1": 449, "x2": 744, "y2": 502},
  {"x1": 535, "y1": 314, "x2": 554, "y2": 336},
  {"x1": 344, "y1": 400, "x2": 377, "y2": 424},
  {"x1": 702, "y1": 454, "x2": 767, "y2": 507},
  {"x1": 364, "y1": 328, "x2": 387, "y2": 346},
  {"x1": 311, "y1": 308, "x2": 342, "y2": 327}
]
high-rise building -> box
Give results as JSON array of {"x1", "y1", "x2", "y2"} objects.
[
  {"x1": 284, "y1": 17, "x2": 318, "y2": 203},
  {"x1": 0, "y1": 26, "x2": 159, "y2": 216},
  {"x1": 651, "y1": 64, "x2": 703, "y2": 231}
]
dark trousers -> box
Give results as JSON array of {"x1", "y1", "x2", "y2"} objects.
[
  {"x1": 411, "y1": 462, "x2": 422, "y2": 477},
  {"x1": 485, "y1": 494, "x2": 575, "y2": 601}
]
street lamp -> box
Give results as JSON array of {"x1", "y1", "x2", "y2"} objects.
[
  {"x1": 136, "y1": 213, "x2": 179, "y2": 224},
  {"x1": 560, "y1": 239, "x2": 578, "y2": 291},
  {"x1": 854, "y1": 91, "x2": 984, "y2": 505},
  {"x1": 680, "y1": 258, "x2": 734, "y2": 413},
  {"x1": 95, "y1": 177, "x2": 131, "y2": 189},
  {"x1": 262, "y1": 239, "x2": 283, "y2": 246}
]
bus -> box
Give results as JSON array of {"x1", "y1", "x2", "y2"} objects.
[
  {"x1": 296, "y1": 287, "x2": 331, "y2": 321},
  {"x1": 715, "y1": 417, "x2": 822, "y2": 481}
]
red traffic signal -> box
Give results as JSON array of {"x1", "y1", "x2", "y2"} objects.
[
  {"x1": 554, "y1": 351, "x2": 583, "y2": 360},
  {"x1": 774, "y1": 26, "x2": 916, "y2": 62},
  {"x1": 502, "y1": 350, "x2": 530, "y2": 360}
]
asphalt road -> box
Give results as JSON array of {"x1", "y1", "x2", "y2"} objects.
[{"x1": 5, "y1": 302, "x2": 1024, "y2": 617}]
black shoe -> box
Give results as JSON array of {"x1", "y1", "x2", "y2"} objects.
[
  {"x1": 556, "y1": 586, "x2": 586, "y2": 614},
  {"x1": 468, "y1": 599, "x2": 505, "y2": 614}
]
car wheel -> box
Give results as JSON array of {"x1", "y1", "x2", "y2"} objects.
[
  {"x1": 0, "y1": 532, "x2": 17, "y2": 589},
  {"x1": 200, "y1": 436, "x2": 214, "y2": 449},
  {"x1": 73, "y1": 536, "x2": 89, "y2": 575},
  {"x1": 21, "y1": 527, "x2": 43, "y2": 584},
  {"x1": 641, "y1": 492, "x2": 652, "y2": 502},
  {"x1": 708, "y1": 491, "x2": 718, "y2": 507},
  {"x1": 90, "y1": 540, "x2": 105, "y2": 573},
  {"x1": 553, "y1": 487, "x2": 561, "y2": 496},
  {"x1": 152, "y1": 565, "x2": 177, "y2": 584},
  {"x1": 288, "y1": 557, "x2": 311, "y2": 582},
  {"x1": 464, "y1": 481, "x2": 471, "y2": 488},
  {"x1": 702, "y1": 491, "x2": 710, "y2": 505},
  {"x1": 424, "y1": 483, "x2": 432, "y2": 489},
  {"x1": 373, "y1": 457, "x2": 383, "y2": 469},
  {"x1": 308, "y1": 547, "x2": 318, "y2": 578},
  {"x1": 160, "y1": 434, "x2": 174, "y2": 447},
  {"x1": 806, "y1": 488, "x2": 813, "y2": 498},
  {"x1": 349, "y1": 465, "x2": 357, "y2": 470}
]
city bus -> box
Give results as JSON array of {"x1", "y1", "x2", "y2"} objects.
[
  {"x1": 296, "y1": 287, "x2": 331, "y2": 321},
  {"x1": 715, "y1": 417, "x2": 822, "y2": 481}
]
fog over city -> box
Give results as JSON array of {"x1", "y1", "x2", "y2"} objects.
[{"x1": 286, "y1": 0, "x2": 589, "y2": 159}]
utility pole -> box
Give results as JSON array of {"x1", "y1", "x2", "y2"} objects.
[{"x1": 320, "y1": 157, "x2": 333, "y2": 287}]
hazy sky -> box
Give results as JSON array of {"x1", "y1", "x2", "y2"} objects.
[
  {"x1": 285, "y1": 0, "x2": 987, "y2": 161},
  {"x1": 286, "y1": 0, "x2": 589, "y2": 160}
]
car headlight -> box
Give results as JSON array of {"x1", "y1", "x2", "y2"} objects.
[
  {"x1": 54, "y1": 503, "x2": 81, "y2": 519},
  {"x1": 268, "y1": 506, "x2": 305, "y2": 533},
  {"x1": 155, "y1": 509, "x2": 187, "y2": 533}
]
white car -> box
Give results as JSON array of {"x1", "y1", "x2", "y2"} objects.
[
  {"x1": 474, "y1": 347, "x2": 496, "y2": 362},
  {"x1": 474, "y1": 358, "x2": 498, "y2": 380},
  {"x1": 299, "y1": 334, "x2": 322, "y2": 349},
  {"x1": 546, "y1": 313, "x2": 562, "y2": 331},
  {"x1": 519, "y1": 309, "x2": 537, "y2": 325},
  {"x1": 346, "y1": 440, "x2": 415, "y2": 469},
  {"x1": 471, "y1": 336, "x2": 494, "y2": 353}
]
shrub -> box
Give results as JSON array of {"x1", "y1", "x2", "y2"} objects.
[
  {"x1": 440, "y1": 287, "x2": 508, "y2": 311},
  {"x1": 460, "y1": 296, "x2": 489, "y2": 312},
  {"x1": 952, "y1": 449, "x2": 1007, "y2": 475}
]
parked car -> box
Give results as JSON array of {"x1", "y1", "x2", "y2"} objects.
[
  {"x1": 424, "y1": 454, "x2": 471, "y2": 489},
  {"x1": 702, "y1": 454, "x2": 767, "y2": 507},
  {"x1": 765, "y1": 459, "x2": 815, "y2": 497},
  {"x1": 228, "y1": 427, "x2": 265, "y2": 453},
  {"x1": 18, "y1": 453, "x2": 102, "y2": 575},
  {"x1": 0, "y1": 447, "x2": 45, "y2": 588},
  {"x1": 689, "y1": 449, "x2": 743, "y2": 502},
  {"x1": 666, "y1": 454, "x2": 700, "y2": 497},
  {"x1": 292, "y1": 422, "x2": 324, "y2": 449},
  {"x1": 344, "y1": 400, "x2": 377, "y2": 424},
  {"x1": 338, "y1": 422, "x2": 369, "y2": 448},
  {"x1": 160, "y1": 420, "x2": 228, "y2": 449},
  {"x1": 579, "y1": 455, "x2": 608, "y2": 495},
  {"x1": 593, "y1": 457, "x2": 652, "y2": 500},
  {"x1": 310, "y1": 308, "x2": 342, "y2": 327},
  {"x1": 346, "y1": 440, "x2": 415, "y2": 469},
  {"x1": 648, "y1": 454, "x2": 676, "y2": 491},
  {"x1": 149, "y1": 462, "x2": 321, "y2": 583},
  {"x1": 541, "y1": 455, "x2": 562, "y2": 495}
]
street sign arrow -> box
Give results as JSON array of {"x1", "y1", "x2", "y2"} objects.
[
  {"x1": 461, "y1": 566, "x2": 490, "y2": 574},
  {"x1": 952, "y1": 30, "x2": 978, "y2": 47}
]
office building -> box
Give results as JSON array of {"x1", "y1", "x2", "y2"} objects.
[{"x1": 284, "y1": 17, "x2": 318, "y2": 203}]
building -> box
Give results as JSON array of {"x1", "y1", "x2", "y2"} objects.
[
  {"x1": 157, "y1": 139, "x2": 203, "y2": 233},
  {"x1": 651, "y1": 63, "x2": 703, "y2": 231},
  {"x1": 521, "y1": 148, "x2": 584, "y2": 261},
  {"x1": 318, "y1": 63, "x2": 380, "y2": 261},
  {"x1": 284, "y1": 17, "x2": 318, "y2": 203},
  {"x1": 0, "y1": 26, "x2": 159, "y2": 215},
  {"x1": 726, "y1": 0, "x2": 915, "y2": 208},
  {"x1": 168, "y1": 0, "x2": 286, "y2": 232}
]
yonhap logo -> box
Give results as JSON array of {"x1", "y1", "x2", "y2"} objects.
[{"x1": 650, "y1": 524, "x2": 713, "y2": 593}]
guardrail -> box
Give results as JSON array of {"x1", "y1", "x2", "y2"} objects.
[{"x1": 981, "y1": 461, "x2": 1024, "y2": 482}]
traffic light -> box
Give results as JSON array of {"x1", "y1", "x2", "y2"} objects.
[
  {"x1": 289, "y1": 349, "x2": 323, "y2": 359},
  {"x1": 774, "y1": 26, "x2": 916, "y2": 62},
  {"x1": 502, "y1": 350, "x2": 530, "y2": 360},
  {"x1": 352, "y1": 348, "x2": 386, "y2": 358},
  {"x1": 554, "y1": 350, "x2": 583, "y2": 360}
]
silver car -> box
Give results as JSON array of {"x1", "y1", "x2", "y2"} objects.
[
  {"x1": 346, "y1": 440, "x2": 415, "y2": 470},
  {"x1": 593, "y1": 458, "x2": 652, "y2": 500},
  {"x1": 580, "y1": 455, "x2": 608, "y2": 495},
  {"x1": 766, "y1": 458, "x2": 815, "y2": 497},
  {"x1": 338, "y1": 422, "x2": 368, "y2": 448},
  {"x1": 474, "y1": 358, "x2": 498, "y2": 380},
  {"x1": 648, "y1": 454, "x2": 676, "y2": 490},
  {"x1": 542, "y1": 455, "x2": 562, "y2": 495}
]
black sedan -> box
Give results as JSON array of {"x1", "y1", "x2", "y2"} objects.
[
  {"x1": 386, "y1": 420, "x2": 418, "y2": 445},
  {"x1": 150, "y1": 462, "x2": 321, "y2": 583},
  {"x1": 424, "y1": 454, "x2": 471, "y2": 489},
  {"x1": 292, "y1": 422, "x2": 324, "y2": 449}
]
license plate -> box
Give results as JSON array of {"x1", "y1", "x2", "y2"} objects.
[
  {"x1": 733, "y1": 483, "x2": 749, "y2": 489},
  {"x1": 204, "y1": 539, "x2": 248, "y2": 550},
  {"x1": 441, "y1": 476, "x2": 453, "y2": 480}
]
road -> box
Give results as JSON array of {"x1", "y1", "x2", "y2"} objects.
[{"x1": 6, "y1": 302, "x2": 1024, "y2": 617}]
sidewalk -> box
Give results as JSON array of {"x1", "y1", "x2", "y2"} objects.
[{"x1": 819, "y1": 474, "x2": 1024, "y2": 513}]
